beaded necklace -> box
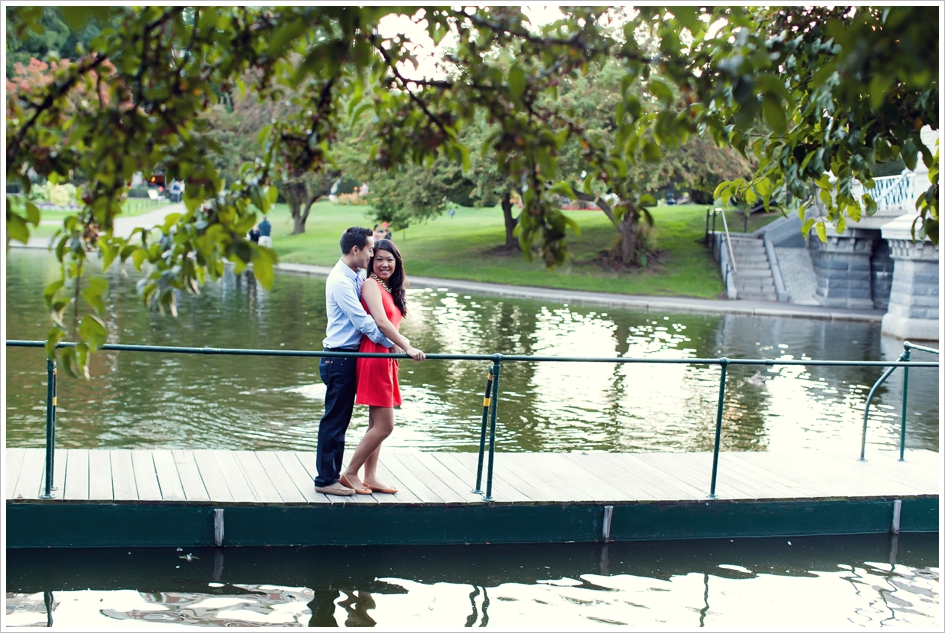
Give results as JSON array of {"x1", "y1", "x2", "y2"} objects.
[{"x1": 370, "y1": 273, "x2": 392, "y2": 294}]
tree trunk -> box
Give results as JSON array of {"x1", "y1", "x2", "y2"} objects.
[
  {"x1": 501, "y1": 191, "x2": 519, "y2": 249},
  {"x1": 285, "y1": 181, "x2": 307, "y2": 234},
  {"x1": 574, "y1": 190, "x2": 639, "y2": 265},
  {"x1": 617, "y1": 210, "x2": 637, "y2": 264}
]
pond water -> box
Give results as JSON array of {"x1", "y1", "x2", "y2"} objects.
[
  {"x1": 4, "y1": 249, "x2": 942, "y2": 628},
  {"x1": 4, "y1": 534, "x2": 941, "y2": 628},
  {"x1": 4, "y1": 249, "x2": 940, "y2": 455}
]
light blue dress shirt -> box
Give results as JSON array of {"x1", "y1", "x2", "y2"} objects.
[{"x1": 322, "y1": 259, "x2": 393, "y2": 349}]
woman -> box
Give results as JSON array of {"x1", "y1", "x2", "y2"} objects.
[{"x1": 340, "y1": 239, "x2": 424, "y2": 494}]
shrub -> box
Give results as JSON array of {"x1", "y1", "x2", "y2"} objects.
[
  {"x1": 128, "y1": 186, "x2": 152, "y2": 198},
  {"x1": 336, "y1": 192, "x2": 367, "y2": 206}
]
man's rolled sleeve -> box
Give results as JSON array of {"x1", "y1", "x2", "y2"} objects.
[{"x1": 336, "y1": 284, "x2": 393, "y2": 348}]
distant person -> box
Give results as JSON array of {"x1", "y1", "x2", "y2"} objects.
[
  {"x1": 340, "y1": 238, "x2": 424, "y2": 495},
  {"x1": 315, "y1": 228, "x2": 404, "y2": 496},
  {"x1": 373, "y1": 222, "x2": 391, "y2": 242},
  {"x1": 249, "y1": 224, "x2": 260, "y2": 244},
  {"x1": 168, "y1": 180, "x2": 182, "y2": 203},
  {"x1": 258, "y1": 216, "x2": 272, "y2": 248}
]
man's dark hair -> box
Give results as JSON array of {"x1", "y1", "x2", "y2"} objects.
[{"x1": 340, "y1": 226, "x2": 372, "y2": 254}]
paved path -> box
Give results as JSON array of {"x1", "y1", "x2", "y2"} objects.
[
  {"x1": 17, "y1": 202, "x2": 187, "y2": 248},
  {"x1": 279, "y1": 263, "x2": 884, "y2": 322},
  {"x1": 11, "y1": 205, "x2": 883, "y2": 322}
]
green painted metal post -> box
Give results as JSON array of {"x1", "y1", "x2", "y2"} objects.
[
  {"x1": 860, "y1": 351, "x2": 905, "y2": 461},
  {"x1": 484, "y1": 356, "x2": 502, "y2": 502},
  {"x1": 899, "y1": 348, "x2": 910, "y2": 462},
  {"x1": 473, "y1": 369, "x2": 494, "y2": 494},
  {"x1": 708, "y1": 359, "x2": 728, "y2": 498},
  {"x1": 40, "y1": 358, "x2": 58, "y2": 498}
]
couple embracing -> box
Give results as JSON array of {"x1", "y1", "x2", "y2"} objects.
[{"x1": 314, "y1": 226, "x2": 425, "y2": 496}]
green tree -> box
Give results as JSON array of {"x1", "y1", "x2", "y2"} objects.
[{"x1": 5, "y1": 6, "x2": 938, "y2": 377}]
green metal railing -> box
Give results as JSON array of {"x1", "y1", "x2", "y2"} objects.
[
  {"x1": 860, "y1": 341, "x2": 940, "y2": 462},
  {"x1": 6, "y1": 340, "x2": 939, "y2": 501}
]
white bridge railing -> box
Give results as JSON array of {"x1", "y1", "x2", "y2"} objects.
[{"x1": 851, "y1": 172, "x2": 917, "y2": 212}]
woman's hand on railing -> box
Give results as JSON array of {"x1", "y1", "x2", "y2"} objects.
[{"x1": 405, "y1": 346, "x2": 425, "y2": 362}]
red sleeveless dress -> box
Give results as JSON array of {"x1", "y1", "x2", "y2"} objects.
[{"x1": 355, "y1": 277, "x2": 402, "y2": 407}]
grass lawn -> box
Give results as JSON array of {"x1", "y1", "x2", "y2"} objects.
[{"x1": 269, "y1": 201, "x2": 743, "y2": 299}]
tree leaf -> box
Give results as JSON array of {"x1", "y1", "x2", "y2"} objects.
[
  {"x1": 814, "y1": 220, "x2": 827, "y2": 243},
  {"x1": 7, "y1": 212, "x2": 30, "y2": 244},
  {"x1": 45, "y1": 327, "x2": 66, "y2": 359},
  {"x1": 508, "y1": 63, "x2": 526, "y2": 101},
  {"x1": 79, "y1": 314, "x2": 108, "y2": 351},
  {"x1": 762, "y1": 94, "x2": 787, "y2": 134},
  {"x1": 901, "y1": 139, "x2": 918, "y2": 171}
]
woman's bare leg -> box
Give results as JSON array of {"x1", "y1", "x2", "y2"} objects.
[{"x1": 342, "y1": 406, "x2": 394, "y2": 490}]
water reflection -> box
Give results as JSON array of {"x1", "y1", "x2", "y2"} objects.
[
  {"x1": 5, "y1": 534, "x2": 940, "y2": 628},
  {"x1": 4, "y1": 249, "x2": 939, "y2": 454}
]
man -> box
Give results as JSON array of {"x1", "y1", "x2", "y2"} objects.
[
  {"x1": 258, "y1": 215, "x2": 272, "y2": 248},
  {"x1": 315, "y1": 227, "x2": 395, "y2": 496}
]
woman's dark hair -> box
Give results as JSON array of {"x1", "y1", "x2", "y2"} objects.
[{"x1": 371, "y1": 239, "x2": 407, "y2": 316}]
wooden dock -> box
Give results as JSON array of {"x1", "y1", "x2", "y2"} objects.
[{"x1": 5, "y1": 447, "x2": 939, "y2": 548}]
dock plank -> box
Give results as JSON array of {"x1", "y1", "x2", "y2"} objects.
[
  {"x1": 598, "y1": 454, "x2": 706, "y2": 500},
  {"x1": 233, "y1": 451, "x2": 283, "y2": 503},
  {"x1": 457, "y1": 452, "x2": 542, "y2": 503},
  {"x1": 762, "y1": 451, "x2": 902, "y2": 497},
  {"x1": 498, "y1": 454, "x2": 584, "y2": 502},
  {"x1": 50, "y1": 449, "x2": 68, "y2": 500},
  {"x1": 131, "y1": 451, "x2": 163, "y2": 501},
  {"x1": 192, "y1": 450, "x2": 233, "y2": 503},
  {"x1": 382, "y1": 453, "x2": 446, "y2": 504},
  {"x1": 62, "y1": 449, "x2": 89, "y2": 501},
  {"x1": 367, "y1": 458, "x2": 423, "y2": 505},
  {"x1": 559, "y1": 453, "x2": 652, "y2": 501},
  {"x1": 12, "y1": 449, "x2": 46, "y2": 500},
  {"x1": 274, "y1": 452, "x2": 329, "y2": 504},
  {"x1": 291, "y1": 451, "x2": 373, "y2": 505},
  {"x1": 564, "y1": 453, "x2": 659, "y2": 501},
  {"x1": 720, "y1": 453, "x2": 818, "y2": 498},
  {"x1": 400, "y1": 453, "x2": 480, "y2": 504},
  {"x1": 152, "y1": 450, "x2": 185, "y2": 502},
  {"x1": 172, "y1": 450, "x2": 210, "y2": 502},
  {"x1": 88, "y1": 450, "x2": 114, "y2": 500},
  {"x1": 212, "y1": 450, "x2": 258, "y2": 503},
  {"x1": 110, "y1": 450, "x2": 138, "y2": 501},
  {"x1": 256, "y1": 451, "x2": 309, "y2": 504},
  {"x1": 5, "y1": 448, "x2": 27, "y2": 499},
  {"x1": 431, "y1": 453, "x2": 528, "y2": 503}
]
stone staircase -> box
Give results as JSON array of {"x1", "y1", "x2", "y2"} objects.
[{"x1": 729, "y1": 235, "x2": 778, "y2": 301}]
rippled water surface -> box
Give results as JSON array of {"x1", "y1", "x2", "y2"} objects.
[
  {"x1": 4, "y1": 249, "x2": 940, "y2": 454},
  {"x1": 4, "y1": 534, "x2": 941, "y2": 628}
]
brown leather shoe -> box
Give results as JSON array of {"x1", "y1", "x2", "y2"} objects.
[{"x1": 315, "y1": 482, "x2": 355, "y2": 496}]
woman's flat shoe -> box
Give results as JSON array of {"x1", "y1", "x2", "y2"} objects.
[
  {"x1": 365, "y1": 483, "x2": 398, "y2": 494},
  {"x1": 339, "y1": 475, "x2": 372, "y2": 495}
]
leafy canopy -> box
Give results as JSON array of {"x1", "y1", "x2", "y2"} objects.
[{"x1": 5, "y1": 5, "x2": 938, "y2": 377}]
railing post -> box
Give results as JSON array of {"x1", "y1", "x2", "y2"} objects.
[
  {"x1": 40, "y1": 357, "x2": 58, "y2": 499},
  {"x1": 708, "y1": 358, "x2": 728, "y2": 498},
  {"x1": 899, "y1": 348, "x2": 911, "y2": 461},
  {"x1": 484, "y1": 355, "x2": 502, "y2": 502},
  {"x1": 473, "y1": 368, "x2": 494, "y2": 494},
  {"x1": 860, "y1": 352, "x2": 905, "y2": 461}
]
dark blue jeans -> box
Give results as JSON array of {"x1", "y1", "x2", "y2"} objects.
[{"x1": 314, "y1": 354, "x2": 358, "y2": 487}]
